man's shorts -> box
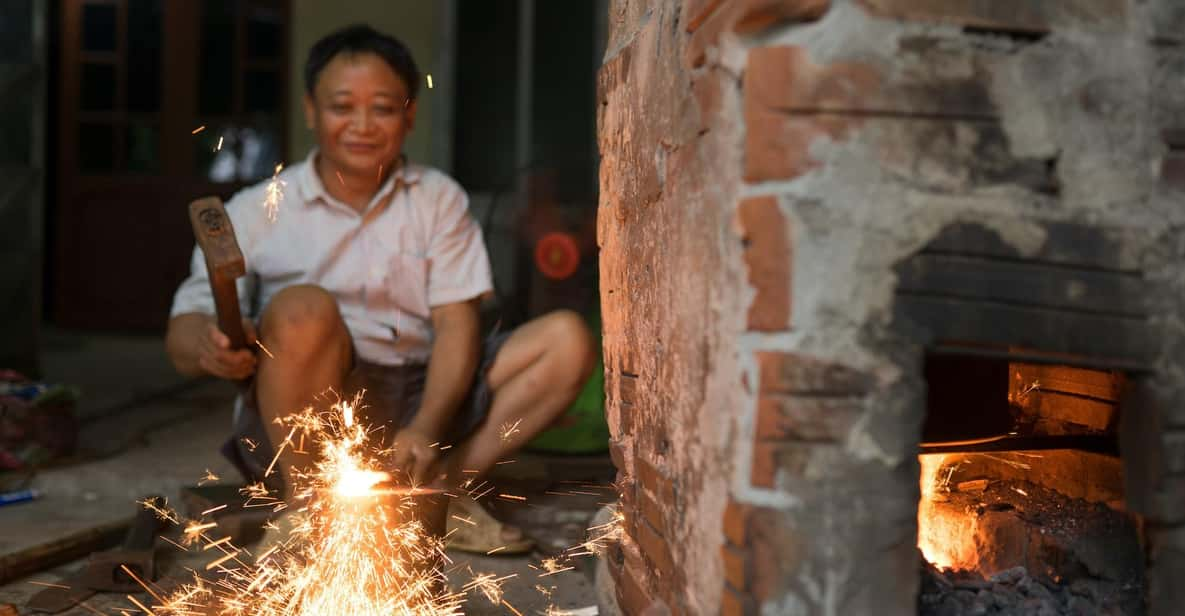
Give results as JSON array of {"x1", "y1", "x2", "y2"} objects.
[{"x1": 221, "y1": 331, "x2": 512, "y2": 487}]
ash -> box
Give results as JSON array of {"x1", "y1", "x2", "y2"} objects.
[{"x1": 920, "y1": 563, "x2": 1139, "y2": 616}]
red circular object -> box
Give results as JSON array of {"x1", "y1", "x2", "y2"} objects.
[{"x1": 534, "y1": 232, "x2": 581, "y2": 280}]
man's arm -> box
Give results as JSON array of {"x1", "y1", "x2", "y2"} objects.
[
  {"x1": 165, "y1": 312, "x2": 257, "y2": 380},
  {"x1": 392, "y1": 298, "x2": 481, "y2": 482}
]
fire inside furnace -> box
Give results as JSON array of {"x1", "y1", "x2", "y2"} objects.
[{"x1": 915, "y1": 357, "x2": 1145, "y2": 615}]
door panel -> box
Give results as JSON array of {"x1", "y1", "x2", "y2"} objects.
[{"x1": 54, "y1": 0, "x2": 289, "y2": 331}]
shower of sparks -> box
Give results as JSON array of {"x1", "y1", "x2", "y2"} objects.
[
  {"x1": 336, "y1": 170, "x2": 345, "y2": 186},
  {"x1": 115, "y1": 396, "x2": 628, "y2": 616},
  {"x1": 216, "y1": 136, "x2": 224, "y2": 151},
  {"x1": 262, "y1": 163, "x2": 286, "y2": 222},
  {"x1": 198, "y1": 469, "x2": 220, "y2": 486},
  {"x1": 256, "y1": 339, "x2": 275, "y2": 359},
  {"x1": 192, "y1": 125, "x2": 207, "y2": 135},
  {"x1": 499, "y1": 419, "x2": 523, "y2": 443},
  {"x1": 426, "y1": 74, "x2": 434, "y2": 89},
  {"x1": 123, "y1": 395, "x2": 463, "y2": 615},
  {"x1": 242, "y1": 437, "x2": 259, "y2": 451}
]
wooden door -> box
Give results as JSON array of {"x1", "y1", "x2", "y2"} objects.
[{"x1": 53, "y1": 0, "x2": 289, "y2": 331}]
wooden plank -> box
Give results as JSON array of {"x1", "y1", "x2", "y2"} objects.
[
  {"x1": 0, "y1": 518, "x2": 128, "y2": 585},
  {"x1": 894, "y1": 295, "x2": 1155, "y2": 366},
  {"x1": 896, "y1": 253, "x2": 1148, "y2": 318},
  {"x1": 920, "y1": 221, "x2": 1140, "y2": 273}
]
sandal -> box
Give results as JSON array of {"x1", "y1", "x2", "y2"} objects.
[{"x1": 445, "y1": 495, "x2": 535, "y2": 555}]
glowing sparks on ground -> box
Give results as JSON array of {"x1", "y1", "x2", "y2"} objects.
[
  {"x1": 124, "y1": 397, "x2": 461, "y2": 615},
  {"x1": 116, "y1": 395, "x2": 629, "y2": 615},
  {"x1": 262, "y1": 163, "x2": 286, "y2": 222}
]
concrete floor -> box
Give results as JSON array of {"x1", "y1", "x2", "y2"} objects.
[{"x1": 0, "y1": 329, "x2": 612, "y2": 614}]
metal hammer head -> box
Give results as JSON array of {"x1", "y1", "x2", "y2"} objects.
[{"x1": 188, "y1": 197, "x2": 245, "y2": 281}]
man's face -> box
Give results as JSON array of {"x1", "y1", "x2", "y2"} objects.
[{"x1": 304, "y1": 52, "x2": 416, "y2": 176}]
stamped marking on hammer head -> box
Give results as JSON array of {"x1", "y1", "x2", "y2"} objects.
[{"x1": 188, "y1": 197, "x2": 245, "y2": 279}]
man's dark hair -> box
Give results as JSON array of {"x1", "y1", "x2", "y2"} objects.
[{"x1": 304, "y1": 24, "x2": 420, "y2": 99}]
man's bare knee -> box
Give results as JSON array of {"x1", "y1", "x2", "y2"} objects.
[
  {"x1": 542, "y1": 310, "x2": 596, "y2": 390},
  {"x1": 261, "y1": 284, "x2": 348, "y2": 356}
]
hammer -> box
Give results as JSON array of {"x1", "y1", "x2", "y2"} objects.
[{"x1": 187, "y1": 197, "x2": 249, "y2": 351}]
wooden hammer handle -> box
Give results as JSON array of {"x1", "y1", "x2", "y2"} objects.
[
  {"x1": 211, "y1": 273, "x2": 248, "y2": 350},
  {"x1": 188, "y1": 197, "x2": 250, "y2": 351}
]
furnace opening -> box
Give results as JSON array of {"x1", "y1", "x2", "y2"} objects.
[{"x1": 916, "y1": 352, "x2": 1145, "y2": 614}]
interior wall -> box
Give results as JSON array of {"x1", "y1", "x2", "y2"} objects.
[{"x1": 286, "y1": 0, "x2": 446, "y2": 167}]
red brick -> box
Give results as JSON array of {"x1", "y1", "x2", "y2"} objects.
[
  {"x1": 1162, "y1": 152, "x2": 1185, "y2": 191},
  {"x1": 755, "y1": 351, "x2": 875, "y2": 395},
  {"x1": 598, "y1": 46, "x2": 633, "y2": 105},
  {"x1": 722, "y1": 544, "x2": 750, "y2": 590},
  {"x1": 751, "y1": 441, "x2": 780, "y2": 488},
  {"x1": 734, "y1": 0, "x2": 831, "y2": 34},
  {"x1": 744, "y1": 111, "x2": 839, "y2": 181},
  {"x1": 745, "y1": 45, "x2": 880, "y2": 114},
  {"x1": 609, "y1": 438, "x2": 628, "y2": 471},
  {"x1": 751, "y1": 441, "x2": 825, "y2": 487},
  {"x1": 617, "y1": 560, "x2": 655, "y2": 616},
  {"x1": 754, "y1": 394, "x2": 861, "y2": 442},
  {"x1": 857, "y1": 0, "x2": 1126, "y2": 33},
  {"x1": 691, "y1": 69, "x2": 727, "y2": 134},
  {"x1": 685, "y1": 1, "x2": 735, "y2": 69},
  {"x1": 634, "y1": 517, "x2": 676, "y2": 573},
  {"x1": 684, "y1": 0, "x2": 725, "y2": 33},
  {"x1": 638, "y1": 487, "x2": 667, "y2": 534},
  {"x1": 636, "y1": 455, "x2": 678, "y2": 505},
  {"x1": 722, "y1": 584, "x2": 757, "y2": 616},
  {"x1": 737, "y1": 196, "x2": 791, "y2": 331},
  {"x1": 722, "y1": 500, "x2": 751, "y2": 547}
]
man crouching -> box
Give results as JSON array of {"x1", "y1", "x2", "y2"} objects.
[{"x1": 165, "y1": 24, "x2": 594, "y2": 553}]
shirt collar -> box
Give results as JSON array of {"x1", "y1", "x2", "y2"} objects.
[{"x1": 297, "y1": 148, "x2": 423, "y2": 213}]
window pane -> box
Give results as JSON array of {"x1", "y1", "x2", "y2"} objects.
[
  {"x1": 246, "y1": 7, "x2": 282, "y2": 60},
  {"x1": 126, "y1": 0, "x2": 163, "y2": 112},
  {"x1": 237, "y1": 116, "x2": 282, "y2": 181},
  {"x1": 244, "y1": 69, "x2": 279, "y2": 112},
  {"x1": 81, "y1": 63, "x2": 117, "y2": 110},
  {"x1": 125, "y1": 122, "x2": 159, "y2": 172},
  {"x1": 82, "y1": 3, "x2": 117, "y2": 52},
  {"x1": 199, "y1": 0, "x2": 236, "y2": 115},
  {"x1": 194, "y1": 118, "x2": 281, "y2": 182},
  {"x1": 79, "y1": 123, "x2": 116, "y2": 172}
]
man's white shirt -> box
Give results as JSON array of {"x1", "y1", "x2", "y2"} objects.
[{"x1": 171, "y1": 149, "x2": 494, "y2": 366}]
